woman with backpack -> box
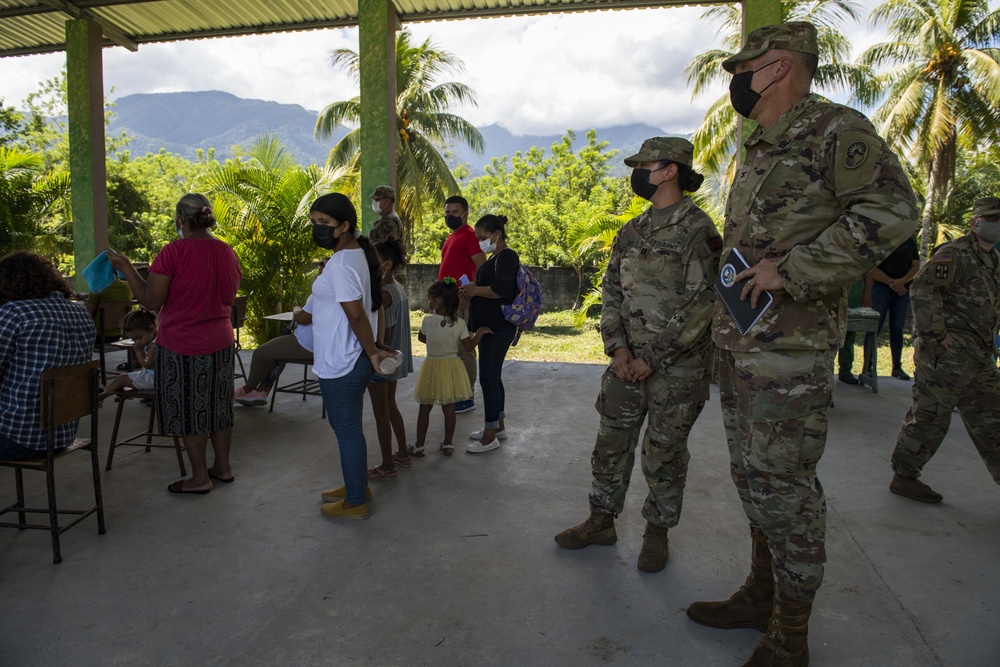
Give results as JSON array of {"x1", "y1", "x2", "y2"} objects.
[{"x1": 460, "y1": 214, "x2": 520, "y2": 454}]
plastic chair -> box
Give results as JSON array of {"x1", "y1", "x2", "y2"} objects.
[
  {"x1": 105, "y1": 389, "x2": 186, "y2": 476},
  {"x1": 0, "y1": 360, "x2": 106, "y2": 564}
]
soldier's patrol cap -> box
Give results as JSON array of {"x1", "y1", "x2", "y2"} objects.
[
  {"x1": 722, "y1": 22, "x2": 819, "y2": 73},
  {"x1": 973, "y1": 196, "x2": 1000, "y2": 218},
  {"x1": 370, "y1": 185, "x2": 395, "y2": 200},
  {"x1": 623, "y1": 137, "x2": 694, "y2": 168}
]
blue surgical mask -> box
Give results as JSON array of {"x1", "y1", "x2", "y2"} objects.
[{"x1": 176, "y1": 227, "x2": 184, "y2": 239}]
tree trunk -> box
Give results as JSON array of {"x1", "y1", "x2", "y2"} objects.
[{"x1": 918, "y1": 137, "x2": 955, "y2": 259}]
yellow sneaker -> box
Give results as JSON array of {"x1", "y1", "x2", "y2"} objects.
[
  {"x1": 321, "y1": 485, "x2": 374, "y2": 503},
  {"x1": 321, "y1": 499, "x2": 370, "y2": 520}
]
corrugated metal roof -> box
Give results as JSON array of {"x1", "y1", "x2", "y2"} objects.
[{"x1": 0, "y1": 0, "x2": 713, "y2": 57}]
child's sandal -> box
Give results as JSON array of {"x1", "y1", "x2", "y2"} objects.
[
  {"x1": 441, "y1": 443, "x2": 454, "y2": 456},
  {"x1": 408, "y1": 444, "x2": 425, "y2": 458}
]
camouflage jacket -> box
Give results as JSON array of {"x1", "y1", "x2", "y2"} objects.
[
  {"x1": 911, "y1": 232, "x2": 1000, "y2": 356},
  {"x1": 601, "y1": 197, "x2": 722, "y2": 380},
  {"x1": 713, "y1": 94, "x2": 919, "y2": 352},
  {"x1": 370, "y1": 211, "x2": 403, "y2": 246}
]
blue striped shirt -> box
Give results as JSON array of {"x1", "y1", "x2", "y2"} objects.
[{"x1": 0, "y1": 293, "x2": 96, "y2": 451}]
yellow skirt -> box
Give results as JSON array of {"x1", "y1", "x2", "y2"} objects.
[{"x1": 413, "y1": 356, "x2": 473, "y2": 406}]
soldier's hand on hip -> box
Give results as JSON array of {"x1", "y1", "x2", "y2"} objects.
[
  {"x1": 737, "y1": 258, "x2": 783, "y2": 309},
  {"x1": 611, "y1": 347, "x2": 636, "y2": 382}
]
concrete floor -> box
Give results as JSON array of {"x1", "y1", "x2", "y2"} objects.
[{"x1": 1, "y1": 356, "x2": 998, "y2": 666}]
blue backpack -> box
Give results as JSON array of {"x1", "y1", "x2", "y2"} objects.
[{"x1": 502, "y1": 264, "x2": 543, "y2": 345}]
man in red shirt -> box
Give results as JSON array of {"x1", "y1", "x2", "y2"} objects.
[{"x1": 439, "y1": 195, "x2": 486, "y2": 413}]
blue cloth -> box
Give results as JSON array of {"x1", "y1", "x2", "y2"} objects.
[
  {"x1": 81, "y1": 252, "x2": 124, "y2": 294},
  {"x1": 319, "y1": 354, "x2": 374, "y2": 505}
]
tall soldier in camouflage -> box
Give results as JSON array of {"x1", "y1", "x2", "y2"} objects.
[
  {"x1": 889, "y1": 197, "x2": 1000, "y2": 504},
  {"x1": 554, "y1": 137, "x2": 722, "y2": 574},
  {"x1": 369, "y1": 185, "x2": 404, "y2": 245},
  {"x1": 685, "y1": 22, "x2": 919, "y2": 666}
]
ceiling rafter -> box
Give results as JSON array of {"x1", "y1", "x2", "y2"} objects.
[{"x1": 37, "y1": 0, "x2": 139, "y2": 50}]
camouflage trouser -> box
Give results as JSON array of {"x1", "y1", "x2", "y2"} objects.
[
  {"x1": 891, "y1": 338, "x2": 1000, "y2": 484},
  {"x1": 589, "y1": 367, "x2": 706, "y2": 529},
  {"x1": 717, "y1": 348, "x2": 834, "y2": 601}
]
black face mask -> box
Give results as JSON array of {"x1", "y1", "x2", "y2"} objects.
[
  {"x1": 630, "y1": 168, "x2": 660, "y2": 201},
  {"x1": 729, "y1": 59, "x2": 781, "y2": 118},
  {"x1": 445, "y1": 214, "x2": 463, "y2": 230},
  {"x1": 312, "y1": 224, "x2": 338, "y2": 249}
]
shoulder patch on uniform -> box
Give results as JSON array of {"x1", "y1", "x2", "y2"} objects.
[
  {"x1": 708, "y1": 235, "x2": 723, "y2": 250},
  {"x1": 930, "y1": 252, "x2": 952, "y2": 262},
  {"x1": 835, "y1": 128, "x2": 882, "y2": 194}
]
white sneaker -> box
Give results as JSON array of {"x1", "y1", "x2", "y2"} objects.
[
  {"x1": 469, "y1": 428, "x2": 507, "y2": 440},
  {"x1": 466, "y1": 438, "x2": 500, "y2": 454}
]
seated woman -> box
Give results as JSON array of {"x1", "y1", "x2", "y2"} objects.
[
  {"x1": 0, "y1": 252, "x2": 96, "y2": 460},
  {"x1": 233, "y1": 258, "x2": 327, "y2": 406}
]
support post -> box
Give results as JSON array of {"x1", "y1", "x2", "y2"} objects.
[
  {"x1": 358, "y1": 0, "x2": 397, "y2": 233},
  {"x1": 65, "y1": 18, "x2": 108, "y2": 287},
  {"x1": 736, "y1": 0, "x2": 784, "y2": 160}
]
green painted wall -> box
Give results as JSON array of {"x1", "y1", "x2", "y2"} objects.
[{"x1": 358, "y1": 0, "x2": 397, "y2": 233}]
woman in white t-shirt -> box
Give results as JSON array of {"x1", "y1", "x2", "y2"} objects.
[{"x1": 309, "y1": 193, "x2": 394, "y2": 521}]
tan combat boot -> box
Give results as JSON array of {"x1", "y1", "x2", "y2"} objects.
[
  {"x1": 686, "y1": 527, "x2": 774, "y2": 631},
  {"x1": 742, "y1": 586, "x2": 812, "y2": 667},
  {"x1": 554, "y1": 512, "x2": 616, "y2": 549},
  {"x1": 637, "y1": 522, "x2": 669, "y2": 573}
]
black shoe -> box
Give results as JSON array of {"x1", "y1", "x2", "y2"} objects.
[
  {"x1": 891, "y1": 367, "x2": 911, "y2": 381},
  {"x1": 838, "y1": 371, "x2": 859, "y2": 385}
]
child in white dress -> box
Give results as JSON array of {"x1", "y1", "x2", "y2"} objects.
[{"x1": 412, "y1": 279, "x2": 489, "y2": 456}]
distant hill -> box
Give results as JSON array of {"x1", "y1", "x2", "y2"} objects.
[{"x1": 108, "y1": 91, "x2": 679, "y2": 176}]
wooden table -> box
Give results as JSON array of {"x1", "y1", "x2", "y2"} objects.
[{"x1": 263, "y1": 312, "x2": 294, "y2": 323}]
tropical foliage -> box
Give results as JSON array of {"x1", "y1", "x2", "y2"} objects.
[
  {"x1": 208, "y1": 135, "x2": 354, "y2": 342},
  {"x1": 853, "y1": 0, "x2": 1000, "y2": 256},
  {"x1": 315, "y1": 30, "x2": 484, "y2": 243},
  {"x1": 0, "y1": 145, "x2": 69, "y2": 256}
]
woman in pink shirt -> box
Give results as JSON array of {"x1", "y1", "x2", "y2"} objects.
[{"x1": 109, "y1": 193, "x2": 242, "y2": 495}]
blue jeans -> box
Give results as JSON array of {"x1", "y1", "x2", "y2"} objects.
[
  {"x1": 478, "y1": 327, "x2": 517, "y2": 429},
  {"x1": 865, "y1": 282, "x2": 911, "y2": 368},
  {"x1": 0, "y1": 432, "x2": 42, "y2": 460},
  {"x1": 319, "y1": 353, "x2": 373, "y2": 506}
]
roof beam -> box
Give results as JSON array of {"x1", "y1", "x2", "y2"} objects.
[{"x1": 37, "y1": 0, "x2": 139, "y2": 51}]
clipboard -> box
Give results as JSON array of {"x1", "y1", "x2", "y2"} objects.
[{"x1": 715, "y1": 248, "x2": 774, "y2": 335}]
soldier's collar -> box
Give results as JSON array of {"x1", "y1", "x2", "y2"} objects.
[
  {"x1": 746, "y1": 93, "x2": 821, "y2": 149},
  {"x1": 647, "y1": 197, "x2": 690, "y2": 231}
]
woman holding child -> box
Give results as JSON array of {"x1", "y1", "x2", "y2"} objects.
[
  {"x1": 460, "y1": 214, "x2": 520, "y2": 454},
  {"x1": 108, "y1": 193, "x2": 242, "y2": 495}
]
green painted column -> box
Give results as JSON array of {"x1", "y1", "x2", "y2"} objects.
[
  {"x1": 737, "y1": 0, "x2": 783, "y2": 159},
  {"x1": 358, "y1": 0, "x2": 397, "y2": 233},
  {"x1": 66, "y1": 18, "x2": 109, "y2": 287}
]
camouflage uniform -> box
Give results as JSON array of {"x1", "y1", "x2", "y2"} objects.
[
  {"x1": 592, "y1": 195, "x2": 722, "y2": 528},
  {"x1": 370, "y1": 210, "x2": 403, "y2": 246},
  {"x1": 714, "y1": 93, "x2": 919, "y2": 600},
  {"x1": 891, "y1": 222, "x2": 1000, "y2": 484}
]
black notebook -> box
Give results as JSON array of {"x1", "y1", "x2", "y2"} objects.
[{"x1": 715, "y1": 248, "x2": 774, "y2": 336}]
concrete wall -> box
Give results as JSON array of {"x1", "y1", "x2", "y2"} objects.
[{"x1": 403, "y1": 264, "x2": 586, "y2": 312}]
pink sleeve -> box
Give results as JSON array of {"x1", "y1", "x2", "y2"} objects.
[{"x1": 149, "y1": 242, "x2": 177, "y2": 276}]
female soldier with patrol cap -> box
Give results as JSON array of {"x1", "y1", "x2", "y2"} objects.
[{"x1": 554, "y1": 136, "x2": 722, "y2": 575}]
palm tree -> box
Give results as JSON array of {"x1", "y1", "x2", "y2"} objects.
[
  {"x1": 0, "y1": 145, "x2": 70, "y2": 255},
  {"x1": 854, "y1": 0, "x2": 1000, "y2": 257},
  {"x1": 207, "y1": 135, "x2": 354, "y2": 343},
  {"x1": 685, "y1": 1, "x2": 864, "y2": 182},
  {"x1": 315, "y1": 31, "x2": 485, "y2": 243}
]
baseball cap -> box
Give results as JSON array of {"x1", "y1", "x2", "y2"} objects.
[
  {"x1": 973, "y1": 197, "x2": 1000, "y2": 218},
  {"x1": 623, "y1": 137, "x2": 694, "y2": 168},
  {"x1": 370, "y1": 185, "x2": 395, "y2": 200}
]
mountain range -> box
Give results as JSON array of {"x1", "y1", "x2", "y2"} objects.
[{"x1": 108, "y1": 90, "x2": 674, "y2": 176}]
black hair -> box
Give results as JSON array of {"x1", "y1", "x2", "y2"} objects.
[
  {"x1": 121, "y1": 308, "x2": 157, "y2": 333},
  {"x1": 661, "y1": 161, "x2": 705, "y2": 193},
  {"x1": 310, "y1": 193, "x2": 382, "y2": 311},
  {"x1": 428, "y1": 280, "x2": 460, "y2": 323},
  {"x1": 475, "y1": 214, "x2": 508, "y2": 240},
  {"x1": 176, "y1": 193, "x2": 216, "y2": 229},
  {"x1": 375, "y1": 237, "x2": 407, "y2": 269},
  {"x1": 0, "y1": 251, "x2": 73, "y2": 305},
  {"x1": 445, "y1": 195, "x2": 469, "y2": 212}
]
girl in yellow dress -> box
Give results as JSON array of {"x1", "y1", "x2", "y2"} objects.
[{"x1": 412, "y1": 279, "x2": 490, "y2": 456}]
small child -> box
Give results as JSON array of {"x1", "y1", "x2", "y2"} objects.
[
  {"x1": 412, "y1": 279, "x2": 490, "y2": 456},
  {"x1": 100, "y1": 309, "x2": 157, "y2": 399},
  {"x1": 366, "y1": 238, "x2": 415, "y2": 479}
]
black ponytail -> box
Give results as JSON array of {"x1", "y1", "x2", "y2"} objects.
[
  {"x1": 357, "y1": 235, "x2": 384, "y2": 312},
  {"x1": 673, "y1": 163, "x2": 704, "y2": 193}
]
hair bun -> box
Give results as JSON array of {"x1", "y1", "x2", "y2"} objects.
[{"x1": 497, "y1": 215, "x2": 508, "y2": 225}]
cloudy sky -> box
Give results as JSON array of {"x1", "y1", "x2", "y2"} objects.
[{"x1": 0, "y1": 3, "x2": 950, "y2": 137}]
